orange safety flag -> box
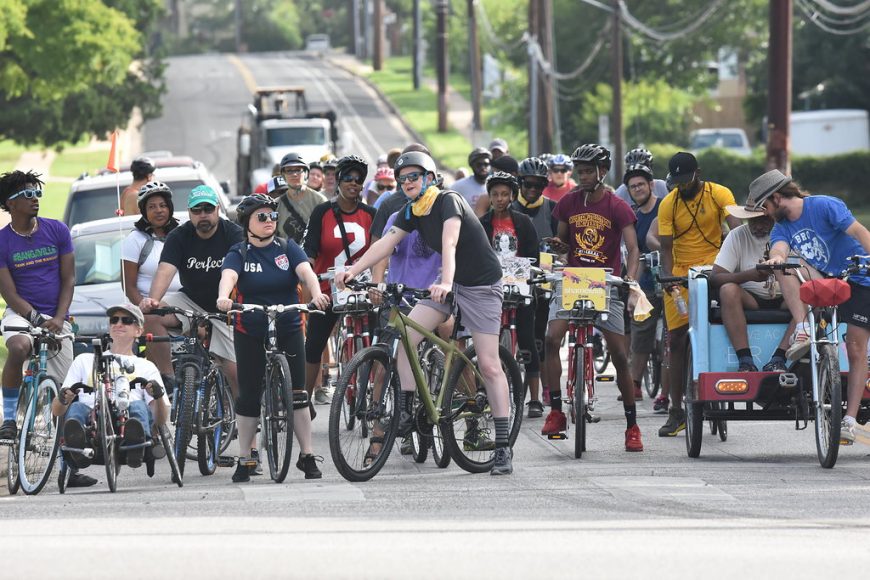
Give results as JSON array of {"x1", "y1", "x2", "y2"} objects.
[{"x1": 106, "y1": 130, "x2": 119, "y2": 173}]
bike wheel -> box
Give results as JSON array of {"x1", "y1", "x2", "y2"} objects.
[
  {"x1": 98, "y1": 384, "x2": 119, "y2": 493},
  {"x1": 441, "y1": 344, "x2": 524, "y2": 474},
  {"x1": 573, "y1": 348, "x2": 587, "y2": 459},
  {"x1": 644, "y1": 341, "x2": 662, "y2": 398},
  {"x1": 57, "y1": 460, "x2": 69, "y2": 494},
  {"x1": 217, "y1": 370, "x2": 236, "y2": 454},
  {"x1": 173, "y1": 364, "x2": 197, "y2": 478},
  {"x1": 196, "y1": 369, "x2": 223, "y2": 476},
  {"x1": 684, "y1": 346, "x2": 703, "y2": 458},
  {"x1": 593, "y1": 333, "x2": 610, "y2": 373},
  {"x1": 263, "y1": 355, "x2": 295, "y2": 483},
  {"x1": 328, "y1": 346, "x2": 398, "y2": 482},
  {"x1": 18, "y1": 376, "x2": 60, "y2": 495},
  {"x1": 339, "y1": 336, "x2": 364, "y2": 431},
  {"x1": 159, "y1": 424, "x2": 183, "y2": 487},
  {"x1": 815, "y1": 343, "x2": 841, "y2": 469},
  {"x1": 6, "y1": 389, "x2": 26, "y2": 495},
  {"x1": 423, "y1": 345, "x2": 450, "y2": 469}
]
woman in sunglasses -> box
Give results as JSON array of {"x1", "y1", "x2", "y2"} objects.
[
  {"x1": 216, "y1": 194, "x2": 330, "y2": 482},
  {"x1": 301, "y1": 155, "x2": 376, "y2": 406}
]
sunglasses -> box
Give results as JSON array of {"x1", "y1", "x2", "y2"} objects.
[
  {"x1": 256, "y1": 211, "x2": 279, "y2": 222},
  {"x1": 109, "y1": 316, "x2": 137, "y2": 326},
  {"x1": 190, "y1": 204, "x2": 216, "y2": 215},
  {"x1": 522, "y1": 180, "x2": 547, "y2": 190},
  {"x1": 376, "y1": 183, "x2": 394, "y2": 192},
  {"x1": 8, "y1": 188, "x2": 43, "y2": 201},
  {"x1": 396, "y1": 172, "x2": 423, "y2": 184},
  {"x1": 282, "y1": 168, "x2": 305, "y2": 175},
  {"x1": 339, "y1": 174, "x2": 365, "y2": 185},
  {"x1": 551, "y1": 167, "x2": 570, "y2": 173}
]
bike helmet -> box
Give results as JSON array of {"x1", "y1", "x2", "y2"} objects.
[
  {"x1": 625, "y1": 148, "x2": 653, "y2": 168},
  {"x1": 137, "y1": 181, "x2": 174, "y2": 214},
  {"x1": 374, "y1": 167, "x2": 395, "y2": 181},
  {"x1": 547, "y1": 153, "x2": 574, "y2": 170},
  {"x1": 485, "y1": 171, "x2": 519, "y2": 196},
  {"x1": 571, "y1": 143, "x2": 612, "y2": 171},
  {"x1": 394, "y1": 151, "x2": 437, "y2": 177},
  {"x1": 235, "y1": 193, "x2": 278, "y2": 229},
  {"x1": 335, "y1": 155, "x2": 369, "y2": 181},
  {"x1": 517, "y1": 157, "x2": 549, "y2": 179},
  {"x1": 279, "y1": 152, "x2": 308, "y2": 171},
  {"x1": 468, "y1": 147, "x2": 492, "y2": 166},
  {"x1": 308, "y1": 160, "x2": 322, "y2": 171},
  {"x1": 130, "y1": 156, "x2": 155, "y2": 180},
  {"x1": 322, "y1": 156, "x2": 339, "y2": 171},
  {"x1": 622, "y1": 164, "x2": 654, "y2": 186}
]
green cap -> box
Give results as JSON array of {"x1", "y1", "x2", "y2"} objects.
[{"x1": 188, "y1": 185, "x2": 219, "y2": 208}]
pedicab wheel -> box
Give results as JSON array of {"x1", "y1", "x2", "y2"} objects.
[
  {"x1": 98, "y1": 387, "x2": 120, "y2": 493},
  {"x1": 574, "y1": 347, "x2": 587, "y2": 459},
  {"x1": 159, "y1": 424, "x2": 183, "y2": 487},
  {"x1": 684, "y1": 347, "x2": 703, "y2": 458},
  {"x1": 718, "y1": 419, "x2": 728, "y2": 442},
  {"x1": 57, "y1": 460, "x2": 69, "y2": 495},
  {"x1": 815, "y1": 343, "x2": 841, "y2": 469}
]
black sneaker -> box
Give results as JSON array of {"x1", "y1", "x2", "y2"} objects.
[
  {"x1": 67, "y1": 470, "x2": 98, "y2": 488},
  {"x1": 296, "y1": 454, "x2": 323, "y2": 479},
  {"x1": 762, "y1": 357, "x2": 787, "y2": 372},
  {"x1": 123, "y1": 418, "x2": 146, "y2": 468},
  {"x1": 232, "y1": 457, "x2": 257, "y2": 482},
  {"x1": 490, "y1": 446, "x2": 513, "y2": 475},
  {"x1": 396, "y1": 410, "x2": 415, "y2": 437},
  {"x1": 0, "y1": 419, "x2": 17, "y2": 443},
  {"x1": 527, "y1": 400, "x2": 544, "y2": 419},
  {"x1": 63, "y1": 419, "x2": 92, "y2": 468},
  {"x1": 738, "y1": 361, "x2": 758, "y2": 372},
  {"x1": 250, "y1": 448, "x2": 263, "y2": 476},
  {"x1": 658, "y1": 408, "x2": 686, "y2": 437},
  {"x1": 399, "y1": 435, "x2": 414, "y2": 455}
]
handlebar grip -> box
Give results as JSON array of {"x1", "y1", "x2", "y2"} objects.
[
  {"x1": 231, "y1": 303, "x2": 244, "y2": 310},
  {"x1": 149, "y1": 308, "x2": 172, "y2": 316},
  {"x1": 658, "y1": 276, "x2": 689, "y2": 288},
  {"x1": 755, "y1": 262, "x2": 800, "y2": 271},
  {"x1": 142, "y1": 333, "x2": 175, "y2": 343}
]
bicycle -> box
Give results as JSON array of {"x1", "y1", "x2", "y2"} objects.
[
  {"x1": 226, "y1": 302, "x2": 319, "y2": 482},
  {"x1": 1, "y1": 325, "x2": 73, "y2": 495},
  {"x1": 639, "y1": 250, "x2": 666, "y2": 399},
  {"x1": 328, "y1": 281, "x2": 524, "y2": 481},
  {"x1": 149, "y1": 306, "x2": 237, "y2": 477}
]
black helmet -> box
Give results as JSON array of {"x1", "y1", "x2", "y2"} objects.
[
  {"x1": 279, "y1": 152, "x2": 308, "y2": 171},
  {"x1": 137, "y1": 181, "x2": 174, "y2": 215},
  {"x1": 468, "y1": 147, "x2": 492, "y2": 166},
  {"x1": 622, "y1": 164, "x2": 654, "y2": 186},
  {"x1": 335, "y1": 155, "x2": 368, "y2": 181},
  {"x1": 131, "y1": 156, "x2": 155, "y2": 180},
  {"x1": 485, "y1": 171, "x2": 518, "y2": 196},
  {"x1": 322, "y1": 156, "x2": 338, "y2": 170},
  {"x1": 571, "y1": 143, "x2": 612, "y2": 171},
  {"x1": 308, "y1": 160, "x2": 322, "y2": 171},
  {"x1": 518, "y1": 157, "x2": 548, "y2": 179},
  {"x1": 625, "y1": 148, "x2": 653, "y2": 168},
  {"x1": 394, "y1": 151, "x2": 437, "y2": 177},
  {"x1": 236, "y1": 193, "x2": 278, "y2": 228}
]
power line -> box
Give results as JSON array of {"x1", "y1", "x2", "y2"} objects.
[
  {"x1": 475, "y1": 0, "x2": 526, "y2": 55},
  {"x1": 797, "y1": 0, "x2": 870, "y2": 34},
  {"x1": 802, "y1": 0, "x2": 870, "y2": 23},
  {"x1": 527, "y1": 22, "x2": 609, "y2": 81},
  {"x1": 807, "y1": 0, "x2": 870, "y2": 16},
  {"x1": 617, "y1": 0, "x2": 726, "y2": 43}
]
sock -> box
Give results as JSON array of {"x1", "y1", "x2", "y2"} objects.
[
  {"x1": 624, "y1": 404, "x2": 637, "y2": 428},
  {"x1": 494, "y1": 417, "x2": 510, "y2": 447},
  {"x1": 550, "y1": 393, "x2": 562, "y2": 411},
  {"x1": 2, "y1": 387, "x2": 18, "y2": 420},
  {"x1": 736, "y1": 348, "x2": 752, "y2": 361},
  {"x1": 772, "y1": 348, "x2": 786, "y2": 360}
]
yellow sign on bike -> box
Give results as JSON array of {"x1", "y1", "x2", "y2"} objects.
[{"x1": 561, "y1": 267, "x2": 607, "y2": 311}]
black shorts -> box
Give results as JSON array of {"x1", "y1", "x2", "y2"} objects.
[
  {"x1": 748, "y1": 293, "x2": 785, "y2": 310},
  {"x1": 838, "y1": 281, "x2": 870, "y2": 329}
]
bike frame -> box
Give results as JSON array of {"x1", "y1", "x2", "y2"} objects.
[{"x1": 565, "y1": 304, "x2": 601, "y2": 422}]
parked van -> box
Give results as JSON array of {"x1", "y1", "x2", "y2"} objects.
[{"x1": 790, "y1": 109, "x2": 870, "y2": 157}]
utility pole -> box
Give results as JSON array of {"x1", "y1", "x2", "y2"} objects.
[
  {"x1": 234, "y1": 0, "x2": 242, "y2": 53},
  {"x1": 468, "y1": 0, "x2": 483, "y2": 131},
  {"x1": 767, "y1": 0, "x2": 792, "y2": 173},
  {"x1": 611, "y1": 0, "x2": 624, "y2": 181},
  {"x1": 436, "y1": 0, "x2": 450, "y2": 133},
  {"x1": 373, "y1": 0, "x2": 384, "y2": 71},
  {"x1": 413, "y1": 0, "x2": 422, "y2": 89},
  {"x1": 353, "y1": 0, "x2": 362, "y2": 57},
  {"x1": 528, "y1": 0, "x2": 540, "y2": 155},
  {"x1": 538, "y1": 0, "x2": 554, "y2": 153}
]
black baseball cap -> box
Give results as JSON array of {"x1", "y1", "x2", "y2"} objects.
[{"x1": 668, "y1": 152, "x2": 698, "y2": 184}]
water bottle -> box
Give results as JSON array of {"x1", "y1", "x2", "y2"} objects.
[
  {"x1": 671, "y1": 288, "x2": 688, "y2": 317},
  {"x1": 115, "y1": 375, "x2": 130, "y2": 412}
]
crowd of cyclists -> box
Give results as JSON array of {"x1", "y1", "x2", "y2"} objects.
[{"x1": 1, "y1": 133, "x2": 869, "y2": 486}]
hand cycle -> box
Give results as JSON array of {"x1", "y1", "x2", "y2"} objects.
[
  {"x1": 1, "y1": 325, "x2": 73, "y2": 495},
  {"x1": 149, "y1": 306, "x2": 237, "y2": 477},
  {"x1": 639, "y1": 250, "x2": 668, "y2": 399},
  {"x1": 57, "y1": 335, "x2": 182, "y2": 492},
  {"x1": 225, "y1": 302, "x2": 321, "y2": 482},
  {"x1": 531, "y1": 267, "x2": 630, "y2": 458},
  {"x1": 327, "y1": 281, "x2": 524, "y2": 481}
]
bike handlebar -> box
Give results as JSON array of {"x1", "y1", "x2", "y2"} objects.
[
  {"x1": 227, "y1": 302, "x2": 325, "y2": 316},
  {"x1": 2, "y1": 325, "x2": 75, "y2": 341},
  {"x1": 345, "y1": 280, "x2": 454, "y2": 304},
  {"x1": 657, "y1": 275, "x2": 689, "y2": 288}
]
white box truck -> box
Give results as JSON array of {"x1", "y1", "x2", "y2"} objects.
[{"x1": 790, "y1": 109, "x2": 870, "y2": 157}]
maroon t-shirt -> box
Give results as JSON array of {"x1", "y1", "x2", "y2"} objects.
[{"x1": 552, "y1": 188, "x2": 636, "y2": 272}]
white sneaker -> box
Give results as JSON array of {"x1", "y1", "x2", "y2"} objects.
[
  {"x1": 840, "y1": 419, "x2": 855, "y2": 446},
  {"x1": 314, "y1": 388, "x2": 332, "y2": 405},
  {"x1": 786, "y1": 325, "x2": 811, "y2": 361}
]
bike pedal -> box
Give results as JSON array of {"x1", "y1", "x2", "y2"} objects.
[
  {"x1": 596, "y1": 375, "x2": 615, "y2": 383},
  {"x1": 218, "y1": 455, "x2": 236, "y2": 467},
  {"x1": 547, "y1": 433, "x2": 568, "y2": 440},
  {"x1": 586, "y1": 413, "x2": 601, "y2": 424},
  {"x1": 779, "y1": 373, "x2": 799, "y2": 389},
  {"x1": 0, "y1": 439, "x2": 14, "y2": 446}
]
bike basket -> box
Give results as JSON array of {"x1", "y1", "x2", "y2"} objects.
[{"x1": 799, "y1": 278, "x2": 851, "y2": 307}]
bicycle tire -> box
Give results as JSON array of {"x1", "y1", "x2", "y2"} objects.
[
  {"x1": 6, "y1": 389, "x2": 26, "y2": 495},
  {"x1": 574, "y1": 348, "x2": 587, "y2": 459},
  {"x1": 216, "y1": 369, "x2": 236, "y2": 454},
  {"x1": 57, "y1": 460, "x2": 68, "y2": 494},
  {"x1": 18, "y1": 376, "x2": 60, "y2": 495},
  {"x1": 263, "y1": 355, "x2": 295, "y2": 483},
  {"x1": 173, "y1": 364, "x2": 197, "y2": 478},
  {"x1": 196, "y1": 371, "x2": 221, "y2": 476},
  {"x1": 592, "y1": 333, "x2": 610, "y2": 374},
  {"x1": 423, "y1": 345, "x2": 450, "y2": 469},
  {"x1": 441, "y1": 344, "x2": 524, "y2": 474},
  {"x1": 159, "y1": 423, "x2": 183, "y2": 487},
  {"x1": 684, "y1": 346, "x2": 703, "y2": 458},
  {"x1": 339, "y1": 336, "x2": 364, "y2": 431},
  {"x1": 815, "y1": 343, "x2": 841, "y2": 469},
  {"x1": 328, "y1": 346, "x2": 398, "y2": 482},
  {"x1": 98, "y1": 382, "x2": 119, "y2": 493},
  {"x1": 644, "y1": 339, "x2": 662, "y2": 398}
]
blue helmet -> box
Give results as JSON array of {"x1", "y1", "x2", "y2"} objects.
[{"x1": 547, "y1": 153, "x2": 573, "y2": 170}]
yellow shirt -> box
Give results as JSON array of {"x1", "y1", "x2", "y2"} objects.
[{"x1": 658, "y1": 182, "x2": 735, "y2": 266}]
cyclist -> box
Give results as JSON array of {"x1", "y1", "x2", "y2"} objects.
[
  {"x1": 52, "y1": 303, "x2": 169, "y2": 471},
  {"x1": 513, "y1": 157, "x2": 557, "y2": 247},
  {"x1": 656, "y1": 152, "x2": 740, "y2": 437},
  {"x1": 302, "y1": 155, "x2": 376, "y2": 406},
  {"x1": 475, "y1": 156, "x2": 520, "y2": 215},
  {"x1": 756, "y1": 169, "x2": 870, "y2": 443},
  {"x1": 336, "y1": 150, "x2": 516, "y2": 476},
  {"x1": 624, "y1": 163, "x2": 668, "y2": 409},
  {"x1": 480, "y1": 172, "x2": 543, "y2": 418},
  {"x1": 307, "y1": 160, "x2": 323, "y2": 192},
  {"x1": 542, "y1": 153, "x2": 576, "y2": 203},
  {"x1": 489, "y1": 138, "x2": 510, "y2": 160},
  {"x1": 614, "y1": 148, "x2": 669, "y2": 207},
  {"x1": 266, "y1": 175, "x2": 288, "y2": 199},
  {"x1": 321, "y1": 155, "x2": 339, "y2": 196},
  {"x1": 139, "y1": 185, "x2": 245, "y2": 400},
  {"x1": 369, "y1": 166, "x2": 397, "y2": 208},
  {"x1": 275, "y1": 153, "x2": 328, "y2": 245},
  {"x1": 452, "y1": 147, "x2": 492, "y2": 217},
  {"x1": 121, "y1": 182, "x2": 182, "y2": 307},
  {"x1": 120, "y1": 156, "x2": 155, "y2": 217},
  {"x1": 540, "y1": 144, "x2": 644, "y2": 452},
  {"x1": 216, "y1": 194, "x2": 330, "y2": 482}
]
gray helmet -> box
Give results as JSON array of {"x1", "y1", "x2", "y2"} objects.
[
  {"x1": 485, "y1": 171, "x2": 519, "y2": 196},
  {"x1": 279, "y1": 152, "x2": 308, "y2": 171},
  {"x1": 571, "y1": 143, "x2": 612, "y2": 171},
  {"x1": 394, "y1": 151, "x2": 437, "y2": 177},
  {"x1": 236, "y1": 193, "x2": 278, "y2": 229},
  {"x1": 137, "y1": 181, "x2": 174, "y2": 215},
  {"x1": 622, "y1": 164, "x2": 654, "y2": 186},
  {"x1": 518, "y1": 157, "x2": 548, "y2": 179},
  {"x1": 468, "y1": 147, "x2": 492, "y2": 166},
  {"x1": 335, "y1": 155, "x2": 368, "y2": 181},
  {"x1": 625, "y1": 148, "x2": 653, "y2": 168}
]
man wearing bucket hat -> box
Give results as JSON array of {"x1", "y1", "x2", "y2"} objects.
[
  {"x1": 712, "y1": 176, "x2": 805, "y2": 372},
  {"x1": 758, "y1": 169, "x2": 870, "y2": 444}
]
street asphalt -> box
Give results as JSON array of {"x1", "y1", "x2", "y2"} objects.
[{"x1": 5, "y1": 52, "x2": 870, "y2": 578}]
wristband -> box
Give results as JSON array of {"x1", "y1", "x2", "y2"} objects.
[{"x1": 28, "y1": 310, "x2": 42, "y2": 326}]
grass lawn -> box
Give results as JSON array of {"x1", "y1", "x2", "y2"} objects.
[
  {"x1": 0, "y1": 140, "x2": 25, "y2": 170},
  {"x1": 50, "y1": 149, "x2": 108, "y2": 179}
]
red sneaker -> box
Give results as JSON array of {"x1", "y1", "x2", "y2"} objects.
[
  {"x1": 625, "y1": 424, "x2": 644, "y2": 452},
  {"x1": 541, "y1": 410, "x2": 567, "y2": 435}
]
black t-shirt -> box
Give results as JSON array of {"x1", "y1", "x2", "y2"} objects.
[
  {"x1": 160, "y1": 219, "x2": 245, "y2": 312},
  {"x1": 392, "y1": 190, "x2": 502, "y2": 286},
  {"x1": 372, "y1": 192, "x2": 410, "y2": 237}
]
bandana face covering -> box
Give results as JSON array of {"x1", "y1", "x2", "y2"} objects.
[
  {"x1": 517, "y1": 192, "x2": 544, "y2": 209},
  {"x1": 405, "y1": 184, "x2": 440, "y2": 219}
]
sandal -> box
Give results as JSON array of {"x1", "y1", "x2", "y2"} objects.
[{"x1": 363, "y1": 436, "x2": 385, "y2": 467}]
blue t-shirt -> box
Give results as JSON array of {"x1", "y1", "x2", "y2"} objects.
[
  {"x1": 770, "y1": 195, "x2": 869, "y2": 287},
  {"x1": 634, "y1": 198, "x2": 662, "y2": 293},
  {"x1": 222, "y1": 238, "x2": 309, "y2": 337},
  {"x1": 373, "y1": 191, "x2": 393, "y2": 210}
]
